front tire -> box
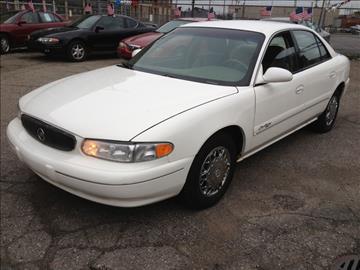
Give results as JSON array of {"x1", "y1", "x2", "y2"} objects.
[
  {"x1": 312, "y1": 93, "x2": 340, "y2": 133},
  {"x1": 0, "y1": 34, "x2": 10, "y2": 54},
  {"x1": 66, "y1": 40, "x2": 87, "y2": 62},
  {"x1": 180, "y1": 133, "x2": 237, "y2": 209}
]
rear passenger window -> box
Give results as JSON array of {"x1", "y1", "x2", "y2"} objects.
[
  {"x1": 126, "y1": 18, "x2": 137, "y2": 28},
  {"x1": 292, "y1": 31, "x2": 322, "y2": 69},
  {"x1": 316, "y1": 36, "x2": 331, "y2": 60}
]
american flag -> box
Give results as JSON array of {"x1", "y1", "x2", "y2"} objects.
[
  {"x1": 107, "y1": 3, "x2": 114, "y2": 16},
  {"x1": 27, "y1": 0, "x2": 35, "y2": 12},
  {"x1": 174, "y1": 7, "x2": 181, "y2": 17},
  {"x1": 303, "y1": 7, "x2": 313, "y2": 21},
  {"x1": 290, "y1": 7, "x2": 304, "y2": 22},
  {"x1": 260, "y1": 6, "x2": 273, "y2": 17},
  {"x1": 208, "y1": 7, "x2": 215, "y2": 20},
  {"x1": 84, "y1": 3, "x2": 92, "y2": 14}
]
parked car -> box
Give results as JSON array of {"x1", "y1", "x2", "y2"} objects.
[
  {"x1": 7, "y1": 21, "x2": 350, "y2": 209},
  {"x1": 262, "y1": 17, "x2": 331, "y2": 42},
  {"x1": 118, "y1": 17, "x2": 212, "y2": 59},
  {"x1": 28, "y1": 14, "x2": 156, "y2": 61},
  {"x1": 0, "y1": 10, "x2": 66, "y2": 54},
  {"x1": 350, "y1": 24, "x2": 360, "y2": 35}
]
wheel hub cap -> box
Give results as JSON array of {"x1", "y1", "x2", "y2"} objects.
[
  {"x1": 325, "y1": 96, "x2": 338, "y2": 126},
  {"x1": 199, "y1": 146, "x2": 231, "y2": 197},
  {"x1": 1, "y1": 38, "x2": 9, "y2": 52}
]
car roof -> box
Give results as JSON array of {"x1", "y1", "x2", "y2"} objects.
[
  {"x1": 175, "y1": 17, "x2": 215, "y2": 22},
  {"x1": 181, "y1": 20, "x2": 307, "y2": 36}
]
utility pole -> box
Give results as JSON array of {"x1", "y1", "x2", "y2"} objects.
[
  {"x1": 64, "y1": 0, "x2": 68, "y2": 20},
  {"x1": 191, "y1": 0, "x2": 195, "y2": 17},
  {"x1": 318, "y1": 0, "x2": 326, "y2": 27},
  {"x1": 242, "y1": 0, "x2": 246, "y2": 18}
]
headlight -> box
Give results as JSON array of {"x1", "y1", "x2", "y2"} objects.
[
  {"x1": 37, "y1": 37, "x2": 60, "y2": 44},
  {"x1": 82, "y1": 139, "x2": 174, "y2": 163}
]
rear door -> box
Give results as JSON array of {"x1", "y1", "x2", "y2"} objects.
[{"x1": 290, "y1": 30, "x2": 337, "y2": 119}]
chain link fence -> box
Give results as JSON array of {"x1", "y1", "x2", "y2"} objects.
[{"x1": 1, "y1": 0, "x2": 359, "y2": 30}]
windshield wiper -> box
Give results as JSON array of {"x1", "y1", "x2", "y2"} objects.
[{"x1": 119, "y1": 62, "x2": 133, "y2": 70}]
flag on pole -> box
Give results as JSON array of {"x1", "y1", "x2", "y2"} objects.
[
  {"x1": 131, "y1": 0, "x2": 138, "y2": 7},
  {"x1": 208, "y1": 7, "x2": 215, "y2": 20},
  {"x1": 84, "y1": 3, "x2": 92, "y2": 14},
  {"x1": 260, "y1": 6, "x2": 273, "y2": 17},
  {"x1": 27, "y1": 0, "x2": 35, "y2": 12},
  {"x1": 303, "y1": 7, "x2": 313, "y2": 21},
  {"x1": 107, "y1": 3, "x2": 115, "y2": 16},
  {"x1": 290, "y1": 7, "x2": 304, "y2": 22},
  {"x1": 42, "y1": 0, "x2": 47, "y2": 12},
  {"x1": 174, "y1": 7, "x2": 181, "y2": 17}
]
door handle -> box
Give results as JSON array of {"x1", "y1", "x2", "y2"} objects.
[
  {"x1": 295, "y1": 85, "x2": 304, "y2": 95},
  {"x1": 329, "y1": 71, "x2": 336, "y2": 79}
]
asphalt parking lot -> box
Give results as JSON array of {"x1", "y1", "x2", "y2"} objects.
[{"x1": 1, "y1": 51, "x2": 359, "y2": 270}]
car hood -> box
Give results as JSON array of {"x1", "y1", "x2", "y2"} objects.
[
  {"x1": 20, "y1": 66, "x2": 237, "y2": 141},
  {"x1": 30, "y1": 26, "x2": 78, "y2": 38},
  {"x1": 123, "y1": 31, "x2": 163, "y2": 47}
]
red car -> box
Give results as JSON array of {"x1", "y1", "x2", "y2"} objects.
[
  {"x1": 0, "y1": 10, "x2": 67, "y2": 54},
  {"x1": 118, "y1": 18, "x2": 212, "y2": 59}
]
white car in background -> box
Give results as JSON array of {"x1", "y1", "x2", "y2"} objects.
[{"x1": 7, "y1": 21, "x2": 350, "y2": 209}]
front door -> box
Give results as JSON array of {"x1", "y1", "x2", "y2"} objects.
[{"x1": 251, "y1": 31, "x2": 305, "y2": 148}]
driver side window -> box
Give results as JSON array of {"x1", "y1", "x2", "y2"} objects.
[{"x1": 262, "y1": 31, "x2": 297, "y2": 73}]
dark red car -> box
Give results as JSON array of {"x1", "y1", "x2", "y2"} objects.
[
  {"x1": 0, "y1": 10, "x2": 67, "y2": 54},
  {"x1": 118, "y1": 18, "x2": 211, "y2": 59}
]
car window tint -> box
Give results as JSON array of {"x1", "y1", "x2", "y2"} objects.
[
  {"x1": 21, "y1": 12, "x2": 39, "y2": 23},
  {"x1": 262, "y1": 31, "x2": 298, "y2": 73},
  {"x1": 39, "y1": 12, "x2": 54, "y2": 23},
  {"x1": 293, "y1": 30, "x2": 322, "y2": 69},
  {"x1": 97, "y1": 16, "x2": 124, "y2": 30},
  {"x1": 126, "y1": 18, "x2": 137, "y2": 28},
  {"x1": 316, "y1": 36, "x2": 331, "y2": 60}
]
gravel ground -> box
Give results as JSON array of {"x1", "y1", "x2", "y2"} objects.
[{"x1": 1, "y1": 52, "x2": 359, "y2": 270}]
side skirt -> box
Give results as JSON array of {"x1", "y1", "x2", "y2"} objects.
[{"x1": 236, "y1": 117, "x2": 318, "y2": 163}]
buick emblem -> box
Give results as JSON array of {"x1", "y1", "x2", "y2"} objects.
[{"x1": 37, "y1": 128, "x2": 46, "y2": 142}]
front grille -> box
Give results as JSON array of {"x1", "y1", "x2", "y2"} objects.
[{"x1": 21, "y1": 114, "x2": 76, "y2": 151}]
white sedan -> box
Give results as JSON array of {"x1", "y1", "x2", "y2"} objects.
[{"x1": 7, "y1": 21, "x2": 350, "y2": 209}]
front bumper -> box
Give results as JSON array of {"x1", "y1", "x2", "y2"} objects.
[
  {"x1": 7, "y1": 118, "x2": 192, "y2": 207},
  {"x1": 27, "y1": 39, "x2": 65, "y2": 55}
]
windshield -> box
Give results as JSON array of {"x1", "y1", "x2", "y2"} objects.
[
  {"x1": 129, "y1": 27, "x2": 265, "y2": 86},
  {"x1": 156, "y1": 20, "x2": 193, "y2": 33},
  {"x1": 69, "y1": 15, "x2": 101, "y2": 29},
  {"x1": 2, "y1": 11, "x2": 21, "y2": 24}
]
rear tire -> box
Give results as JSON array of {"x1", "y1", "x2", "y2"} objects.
[
  {"x1": 312, "y1": 92, "x2": 340, "y2": 133},
  {"x1": 0, "y1": 34, "x2": 10, "y2": 54},
  {"x1": 180, "y1": 133, "x2": 237, "y2": 209},
  {"x1": 66, "y1": 40, "x2": 87, "y2": 62}
]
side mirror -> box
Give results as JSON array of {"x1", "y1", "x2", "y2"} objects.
[
  {"x1": 95, "y1": 26, "x2": 104, "y2": 33},
  {"x1": 132, "y1": 48, "x2": 142, "y2": 58},
  {"x1": 18, "y1": 20, "x2": 27, "y2": 26},
  {"x1": 262, "y1": 67, "x2": 293, "y2": 83}
]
